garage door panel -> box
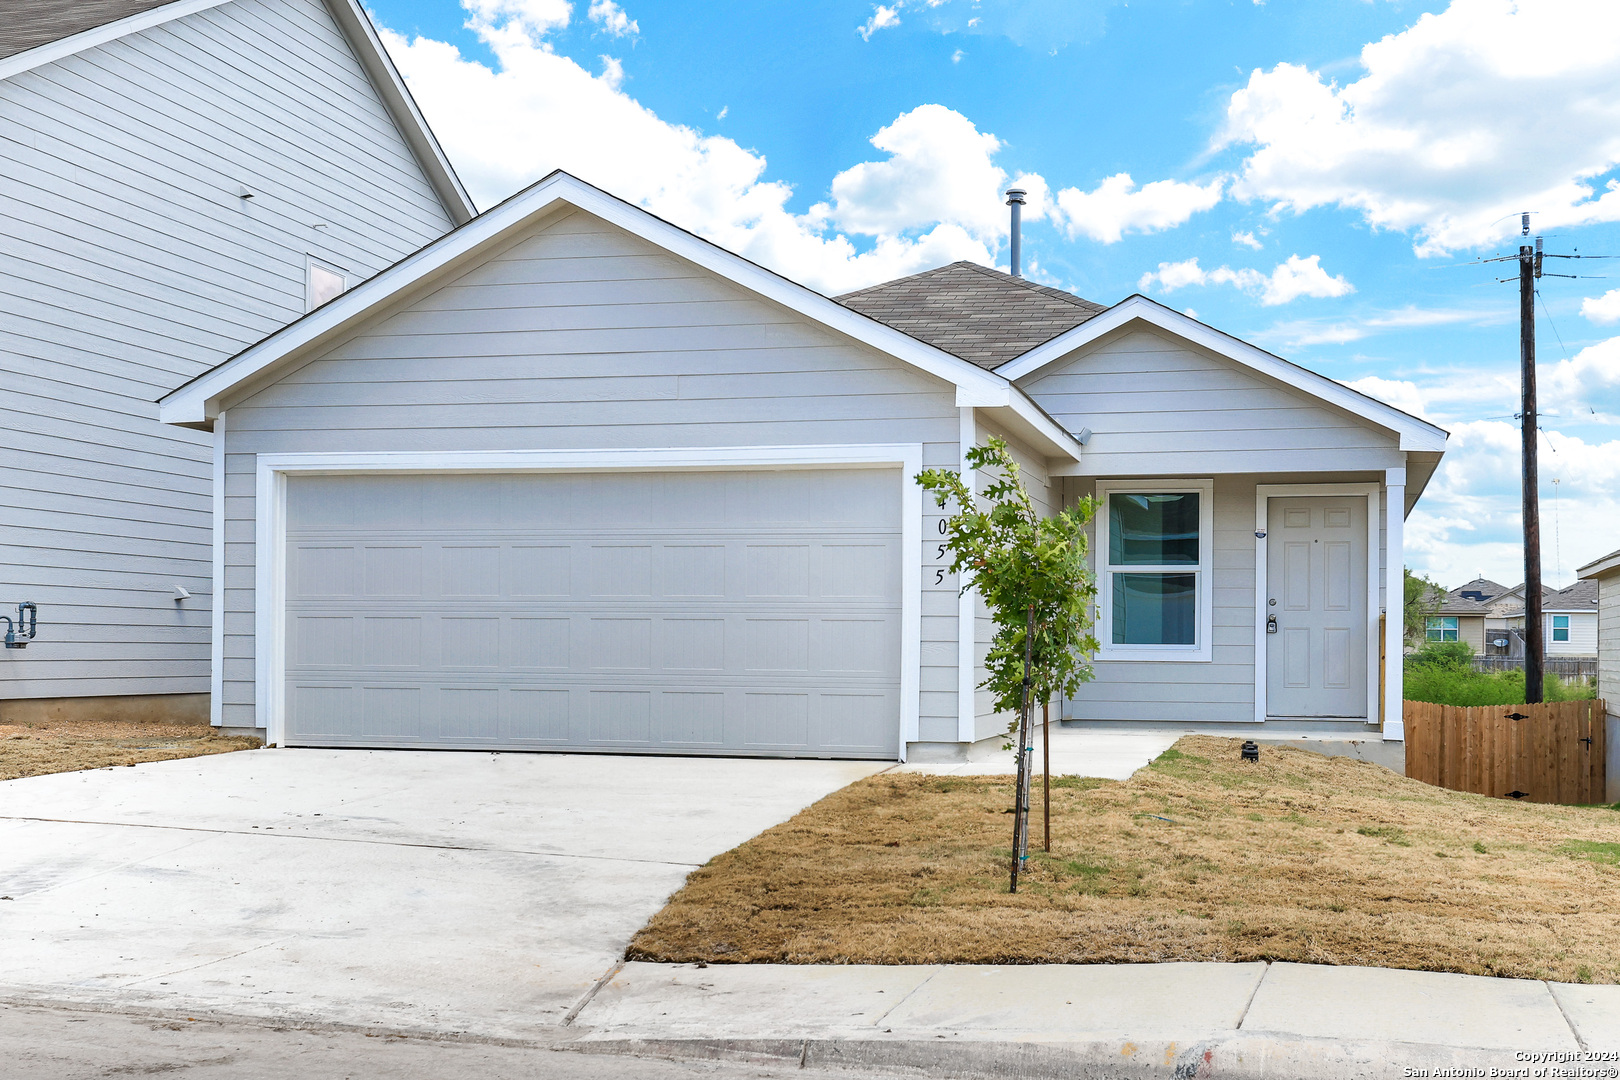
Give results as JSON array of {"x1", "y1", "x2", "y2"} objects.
[{"x1": 285, "y1": 469, "x2": 901, "y2": 758}]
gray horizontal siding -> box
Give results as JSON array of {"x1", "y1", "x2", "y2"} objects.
[
  {"x1": 219, "y1": 209, "x2": 964, "y2": 744},
  {"x1": 0, "y1": 0, "x2": 455, "y2": 700},
  {"x1": 1022, "y1": 327, "x2": 1404, "y2": 475}
]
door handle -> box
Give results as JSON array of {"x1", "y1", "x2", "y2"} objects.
[{"x1": 1266, "y1": 615, "x2": 1278, "y2": 635}]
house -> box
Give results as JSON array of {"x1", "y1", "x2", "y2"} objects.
[
  {"x1": 0, "y1": 0, "x2": 473, "y2": 721},
  {"x1": 1576, "y1": 549, "x2": 1619, "y2": 801},
  {"x1": 1428, "y1": 577, "x2": 1511, "y2": 653},
  {"x1": 1494, "y1": 581, "x2": 1598, "y2": 659},
  {"x1": 159, "y1": 173, "x2": 1448, "y2": 758}
]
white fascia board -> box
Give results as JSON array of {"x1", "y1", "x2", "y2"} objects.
[
  {"x1": 162, "y1": 172, "x2": 1011, "y2": 424},
  {"x1": 1578, "y1": 549, "x2": 1620, "y2": 581},
  {"x1": 0, "y1": 0, "x2": 232, "y2": 82},
  {"x1": 998, "y1": 295, "x2": 1450, "y2": 454},
  {"x1": 324, "y1": 0, "x2": 476, "y2": 225}
]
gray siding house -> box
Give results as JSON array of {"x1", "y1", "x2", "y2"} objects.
[
  {"x1": 161, "y1": 173, "x2": 1448, "y2": 758},
  {"x1": 1577, "y1": 549, "x2": 1620, "y2": 801},
  {"x1": 0, "y1": 0, "x2": 473, "y2": 720}
]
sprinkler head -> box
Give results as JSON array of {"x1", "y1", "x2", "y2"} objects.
[{"x1": 1241, "y1": 740, "x2": 1260, "y2": 762}]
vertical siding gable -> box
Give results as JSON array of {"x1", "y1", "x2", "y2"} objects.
[{"x1": 1022, "y1": 327, "x2": 1402, "y2": 474}]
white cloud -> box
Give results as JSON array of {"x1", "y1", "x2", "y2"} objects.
[
  {"x1": 1052, "y1": 173, "x2": 1223, "y2": 244},
  {"x1": 858, "y1": 4, "x2": 901, "y2": 40},
  {"x1": 1407, "y1": 419, "x2": 1620, "y2": 587},
  {"x1": 715, "y1": 105, "x2": 727, "y2": 120},
  {"x1": 1232, "y1": 229, "x2": 1262, "y2": 249},
  {"x1": 1347, "y1": 375, "x2": 1431, "y2": 420},
  {"x1": 1138, "y1": 254, "x2": 1352, "y2": 306},
  {"x1": 587, "y1": 0, "x2": 637, "y2": 36},
  {"x1": 1257, "y1": 305, "x2": 1511, "y2": 349},
  {"x1": 1582, "y1": 287, "x2": 1620, "y2": 325},
  {"x1": 380, "y1": 15, "x2": 1028, "y2": 294},
  {"x1": 1542, "y1": 334, "x2": 1620, "y2": 423},
  {"x1": 1219, "y1": 0, "x2": 1620, "y2": 256}
]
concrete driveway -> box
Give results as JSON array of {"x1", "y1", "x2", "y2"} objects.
[{"x1": 0, "y1": 748, "x2": 883, "y2": 1040}]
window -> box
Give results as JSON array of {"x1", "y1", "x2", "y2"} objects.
[
  {"x1": 306, "y1": 258, "x2": 349, "y2": 311},
  {"x1": 1552, "y1": 614, "x2": 1570, "y2": 642},
  {"x1": 1095, "y1": 479, "x2": 1213, "y2": 662},
  {"x1": 1426, "y1": 616, "x2": 1459, "y2": 642}
]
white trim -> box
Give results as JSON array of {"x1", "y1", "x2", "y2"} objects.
[
  {"x1": 323, "y1": 0, "x2": 476, "y2": 224},
  {"x1": 252, "y1": 444, "x2": 924, "y2": 758},
  {"x1": 0, "y1": 0, "x2": 232, "y2": 83},
  {"x1": 160, "y1": 173, "x2": 1080, "y2": 461},
  {"x1": 1252, "y1": 483, "x2": 1381, "y2": 726},
  {"x1": 999, "y1": 296, "x2": 1449, "y2": 453},
  {"x1": 1383, "y1": 467, "x2": 1406, "y2": 740},
  {"x1": 209, "y1": 410, "x2": 227, "y2": 727},
  {"x1": 1094, "y1": 479, "x2": 1214, "y2": 663},
  {"x1": 1579, "y1": 549, "x2": 1620, "y2": 581},
  {"x1": 957, "y1": 407, "x2": 978, "y2": 743}
]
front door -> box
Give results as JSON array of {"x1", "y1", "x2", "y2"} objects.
[{"x1": 1266, "y1": 497, "x2": 1368, "y2": 718}]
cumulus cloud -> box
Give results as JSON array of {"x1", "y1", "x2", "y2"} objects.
[
  {"x1": 1052, "y1": 174, "x2": 1223, "y2": 244},
  {"x1": 1137, "y1": 254, "x2": 1352, "y2": 306},
  {"x1": 587, "y1": 0, "x2": 637, "y2": 36},
  {"x1": 1219, "y1": 0, "x2": 1620, "y2": 256},
  {"x1": 858, "y1": 4, "x2": 901, "y2": 40},
  {"x1": 1541, "y1": 334, "x2": 1620, "y2": 423},
  {"x1": 1407, "y1": 419, "x2": 1620, "y2": 587},
  {"x1": 1232, "y1": 230, "x2": 1262, "y2": 250},
  {"x1": 1347, "y1": 375, "x2": 1431, "y2": 421},
  {"x1": 1582, "y1": 288, "x2": 1620, "y2": 325}
]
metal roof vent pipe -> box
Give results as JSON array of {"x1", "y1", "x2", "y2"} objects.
[{"x1": 1005, "y1": 187, "x2": 1027, "y2": 278}]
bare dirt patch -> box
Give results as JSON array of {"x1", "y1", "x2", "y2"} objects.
[
  {"x1": 0, "y1": 720, "x2": 260, "y2": 781},
  {"x1": 629, "y1": 735, "x2": 1620, "y2": 983}
]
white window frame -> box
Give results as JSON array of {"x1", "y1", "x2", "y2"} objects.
[
  {"x1": 305, "y1": 255, "x2": 351, "y2": 312},
  {"x1": 1426, "y1": 616, "x2": 1459, "y2": 642},
  {"x1": 1094, "y1": 478, "x2": 1214, "y2": 663}
]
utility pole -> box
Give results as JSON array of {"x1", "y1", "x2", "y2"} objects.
[{"x1": 1518, "y1": 214, "x2": 1545, "y2": 703}]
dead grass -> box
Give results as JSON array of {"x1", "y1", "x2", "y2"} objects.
[
  {"x1": 0, "y1": 719, "x2": 260, "y2": 781},
  {"x1": 629, "y1": 735, "x2": 1620, "y2": 983}
]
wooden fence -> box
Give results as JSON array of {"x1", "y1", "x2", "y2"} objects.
[
  {"x1": 1404, "y1": 699, "x2": 1607, "y2": 805},
  {"x1": 1469, "y1": 656, "x2": 1598, "y2": 679}
]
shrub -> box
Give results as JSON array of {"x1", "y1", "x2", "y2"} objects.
[{"x1": 1404, "y1": 661, "x2": 1596, "y2": 707}]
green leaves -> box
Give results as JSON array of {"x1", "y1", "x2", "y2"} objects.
[{"x1": 916, "y1": 437, "x2": 1099, "y2": 723}]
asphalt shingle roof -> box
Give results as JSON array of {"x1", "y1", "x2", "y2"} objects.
[
  {"x1": 1436, "y1": 577, "x2": 1511, "y2": 616},
  {"x1": 1, "y1": 0, "x2": 178, "y2": 62},
  {"x1": 835, "y1": 260, "x2": 1106, "y2": 370}
]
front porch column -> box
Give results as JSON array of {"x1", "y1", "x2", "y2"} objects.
[{"x1": 1384, "y1": 465, "x2": 1407, "y2": 740}]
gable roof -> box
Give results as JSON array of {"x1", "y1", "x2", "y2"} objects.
[
  {"x1": 836, "y1": 261, "x2": 1105, "y2": 371},
  {"x1": 996, "y1": 294, "x2": 1449, "y2": 454},
  {"x1": 1545, "y1": 579, "x2": 1598, "y2": 612},
  {"x1": 0, "y1": 0, "x2": 475, "y2": 225},
  {"x1": 158, "y1": 171, "x2": 1084, "y2": 460}
]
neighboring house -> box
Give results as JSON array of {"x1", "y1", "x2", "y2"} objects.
[
  {"x1": 1427, "y1": 577, "x2": 1509, "y2": 653},
  {"x1": 1576, "y1": 549, "x2": 1619, "y2": 801},
  {"x1": 1498, "y1": 581, "x2": 1597, "y2": 658},
  {"x1": 0, "y1": 0, "x2": 473, "y2": 719},
  {"x1": 159, "y1": 173, "x2": 1448, "y2": 759}
]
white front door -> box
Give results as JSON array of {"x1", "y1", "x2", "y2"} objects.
[{"x1": 1265, "y1": 497, "x2": 1368, "y2": 718}]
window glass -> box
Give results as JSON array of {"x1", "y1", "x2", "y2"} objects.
[
  {"x1": 1108, "y1": 493, "x2": 1200, "y2": 565},
  {"x1": 1112, "y1": 572, "x2": 1196, "y2": 645},
  {"x1": 308, "y1": 262, "x2": 347, "y2": 310},
  {"x1": 1553, "y1": 615, "x2": 1570, "y2": 642},
  {"x1": 1426, "y1": 616, "x2": 1459, "y2": 642}
]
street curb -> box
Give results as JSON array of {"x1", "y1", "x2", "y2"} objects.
[{"x1": 567, "y1": 1033, "x2": 1562, "y2": 1079}]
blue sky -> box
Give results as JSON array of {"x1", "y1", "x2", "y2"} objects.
[{"x1": 367, "y1": 0, "x2": 1620, "y2": 590}]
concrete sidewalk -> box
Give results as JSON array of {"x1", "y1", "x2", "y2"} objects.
[{"x1": 565, "y1": 960, "x2": 1620, "y2": 1079}]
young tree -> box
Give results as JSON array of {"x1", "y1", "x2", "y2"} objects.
[{"x1": 916, "y1": 437, "x2": 1098, "y2": 891}]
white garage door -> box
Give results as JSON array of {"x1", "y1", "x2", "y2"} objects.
[{"x1": 281, "y1": 468, "x2": 902, "y2": 757}]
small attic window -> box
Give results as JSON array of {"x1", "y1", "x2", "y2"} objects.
[{"x1": 307, "y1": 258, "x2": 349, "y2": 311}]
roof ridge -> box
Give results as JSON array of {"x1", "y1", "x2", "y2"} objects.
[{"x1": 949, "y1": 260, "x2": 1103, "y2": 310}]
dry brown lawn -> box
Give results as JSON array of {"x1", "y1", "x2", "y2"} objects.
[
  {"x1": 630, "y1": 735, "x2": 1620, "y2": 983},
  {"x1": 0, "y1": 720, "x2": 260, "y2": 781}
]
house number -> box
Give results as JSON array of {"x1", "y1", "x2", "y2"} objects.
[
  {"x1": 934, "y1": 568, "x2": 947, "y2": 584},
  {"x1": 936, "y1": 544, "x2": 948, "y2": 560}
]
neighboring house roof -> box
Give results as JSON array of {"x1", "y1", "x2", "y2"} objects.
[
  {"x1": 995, "y1": 295, "x2": 1449, "y2": 455},
  {"x1": 158, "y1": 171, "x2": 1084, "y2": 460},
  {"x1": 0, "y1": 0, "x2": 174, "y2": 59},
  {"x1": 1436, "y1": 577, "x2": 1511, "y2": 616},
  {"x1": 1579, "y1": 548, "x2": 1620, "y2": 581},
  {"x1": 0, "y1": 0, "x2": 475, "y2": 225},
  {"x1": 1544, "y1": 579, "x2": 1599, "y2": 612},
  {"x1": 835, "y1": 261, "x2": 1105, "y2": 371}
]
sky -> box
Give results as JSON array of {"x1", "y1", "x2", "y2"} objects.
[{"x1": 364, "y1": 0, "x2": 1620, "y2": 591}]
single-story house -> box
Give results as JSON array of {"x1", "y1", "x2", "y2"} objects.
[
  {"x1": 159, "y1": 172, "x2": 1448, "y2": 760},
  {"x1": 1576, "y1": 549, "x2": 1619, "y2": 800},
  {"x1": 1428, "y1": 577, "x2": 1512, "y2": 653},
  {"x1": 1496, "y1": 580, "x2": 1598, "y2": 659}
]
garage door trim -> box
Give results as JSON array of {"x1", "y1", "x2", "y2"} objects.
[{"x1": 254, "y1": 444, "x2": 925, "y2": 758}]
